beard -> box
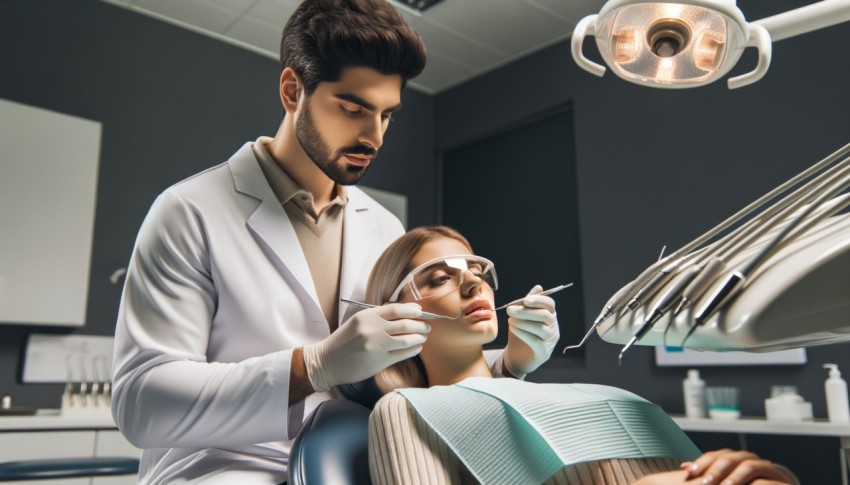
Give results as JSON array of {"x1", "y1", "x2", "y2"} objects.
[{"x1": 295, "y1": 100, "x2": 378, "y2": 186}]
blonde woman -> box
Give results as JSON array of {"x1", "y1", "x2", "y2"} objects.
[{"x1": 363, "y1": 226, "x2": 799, "y2": 485}]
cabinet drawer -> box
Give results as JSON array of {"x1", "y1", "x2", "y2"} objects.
[
  {"x1": 93, "y1": 431, "x2": 140, "y2": 459},
  {"x1": 0, "y1": 430, "x2": 95, "y2": 461},
  {"x1": 0, "y1": 431, "x2": 96, "y2": 485}
]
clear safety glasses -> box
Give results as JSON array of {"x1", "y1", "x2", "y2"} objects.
[{"x1": 388, "y1": 255, "x2": 499, "y2": 303}]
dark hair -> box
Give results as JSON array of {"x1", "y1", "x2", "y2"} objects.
[{"x1": 280, "y1": 0, "x2": 427, "y2": 94}]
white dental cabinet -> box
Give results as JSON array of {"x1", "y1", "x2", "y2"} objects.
[
  {"x1": 1, "y1": 335, "x2": 140, "y2": 485},
  {"x1": 0, "y1": 411, "x2": 141, "y2": 485}
]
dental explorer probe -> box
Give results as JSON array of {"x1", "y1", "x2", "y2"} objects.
[
  {"x1": 342, "y1": 284, "x2": 573, "y2": 320},
  {"x1": 564, "y1": 279, "x2": 640, "y2": 352},
  {"x1": 564, "y1": 255, "x2": 673, "y2": 353},
  {"x1": 340, "y1": 298, "x2": 460, "y2": 320},
  {"x1": 681, "y1": 167, "x2": 850, "y2": 346},
  {"x1": 493, "y1": 283, "x2": 573, "y2": 310}
]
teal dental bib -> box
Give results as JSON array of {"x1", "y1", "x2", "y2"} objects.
[{"x1": 396, "y1": 378, "x2": 700, "y2": 485}]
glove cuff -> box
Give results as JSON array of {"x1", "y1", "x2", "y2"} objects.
[
  {"x1": 500, "y1": 352, "x2": 528, "y2": 380},
  {"x1": 302, "y1": 343, "x2": 333, "y2": 392}
]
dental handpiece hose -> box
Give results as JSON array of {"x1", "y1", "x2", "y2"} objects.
[{"x1": 685, "y1": 171, "x2": 850, "y2": 345}]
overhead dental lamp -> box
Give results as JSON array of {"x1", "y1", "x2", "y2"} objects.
[{"x1": 571, "y1": 0, "x2": 850, "y2": 89}]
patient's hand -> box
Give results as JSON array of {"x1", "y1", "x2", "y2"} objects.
[{"x1": 634, "y1": 449, "x2": 799, "y2": 485}]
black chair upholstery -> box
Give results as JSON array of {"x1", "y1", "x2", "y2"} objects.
[
  {"x1": 0, "y1": 456, "x2": 139, "y2": 481},
  {"x1": 288, "y1": 399, "x2": 373, "y2": 485}
]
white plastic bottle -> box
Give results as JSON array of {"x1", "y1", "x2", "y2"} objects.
[
  {"x1": 824, "y1": 363, "x2": 850, "y2": 423},
  {"x1": 683, "y1": 369, "x2": 706, "y2": 418}
]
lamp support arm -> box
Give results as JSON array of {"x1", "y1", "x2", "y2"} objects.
[{"x1": 753, "y1": 0, "x2": 850, "y2": 42}]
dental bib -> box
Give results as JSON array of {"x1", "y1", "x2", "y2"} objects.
[{"x1": 396, "y1": 377, "x2": 699, "y2": 484}]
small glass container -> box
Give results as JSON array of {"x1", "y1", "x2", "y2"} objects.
[{"x1": 706, "y1": 386, "x2": 740, "y2": 419}]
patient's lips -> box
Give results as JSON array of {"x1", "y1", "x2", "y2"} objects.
[{"x1": 463, "y1": 299, "x2": 493, "y2": 319}]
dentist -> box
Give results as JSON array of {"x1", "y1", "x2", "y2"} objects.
[{"x1": 111, "y1": 0, "x2": 558, "y2": 483}]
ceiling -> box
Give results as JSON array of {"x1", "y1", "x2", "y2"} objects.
[{"x1": 100, "y1": 0, "x2": 607, "y2": 94}]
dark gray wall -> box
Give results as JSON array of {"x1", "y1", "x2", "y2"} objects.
[
  {"x1": 0, "y1": 0, "x2": 434, "y2": 407},
  {"x1": 436, "y1": 1, "x2": 850, "y2": 482},
  {"x1": 2, "y1": 0, "x2": 848, "y2": 480}
]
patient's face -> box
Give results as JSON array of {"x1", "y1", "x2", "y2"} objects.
[{"x1": 401, "y1": 237, "x2": 499, "y2": 349}]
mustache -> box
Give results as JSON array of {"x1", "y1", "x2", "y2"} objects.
[{"x1": 339, "y1": 144, "x2": 378, "y2": 157}]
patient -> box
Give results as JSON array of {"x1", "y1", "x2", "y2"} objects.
[{"x1": 363, "y1": 226, "x2": 798, "y2": 485}]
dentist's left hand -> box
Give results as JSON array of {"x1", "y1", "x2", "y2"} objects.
[{"x1": 503, "y1": 285, "x2": 559, "y2": 378}]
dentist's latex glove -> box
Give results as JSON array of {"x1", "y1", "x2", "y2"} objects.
[
  {"x1": 503, "y1": 285, "x2": 559, "y2": 378},
  {"x1": 302, "y1": 303, "x2": 430, "y2": 392}
]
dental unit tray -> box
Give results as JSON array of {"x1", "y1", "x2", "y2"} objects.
[
  {"x1": 600, "y1": 212, "x2": 850, "y2": 351},
  {"x1": 595, "y1": 141, "x2": 850, "y2": 353}
]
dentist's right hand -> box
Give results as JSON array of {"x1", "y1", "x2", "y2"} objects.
[{"x1": 302, "y1": 303, "x2": 430, "y2": 392}]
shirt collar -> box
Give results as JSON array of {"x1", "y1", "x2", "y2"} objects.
[{"x1": 252, "y1": 136, "x2": 348, "y2": 212}]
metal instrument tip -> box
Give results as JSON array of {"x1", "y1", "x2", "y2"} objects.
[{"x1": 618, "y1": 336, "x2": 638, "y2": 365}]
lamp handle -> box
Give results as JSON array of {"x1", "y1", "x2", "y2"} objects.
[
  {"x1": 571, "y1": 15, "x2": 606, "y2": 77},
  {"x1": 727, "y1": 24, "x2": 772, "y2": 89}
]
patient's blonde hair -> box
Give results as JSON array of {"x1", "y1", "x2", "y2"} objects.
[{"x1": 366, "y1": 226, "x2": 472, "y2": 394}]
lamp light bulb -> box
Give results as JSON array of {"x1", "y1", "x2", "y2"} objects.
[
  {"x1": 613, "y1": 28, "x2": 641, "y2": 62},
  {"x1": 694, "y1": 31, "x2": 726, "y2": 70}
]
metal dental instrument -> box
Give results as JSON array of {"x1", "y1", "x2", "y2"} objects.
[
  {"x1": 78, "y1": 356, "x2": 89, "y2": 406},
  {"x1": 341, "y1": 298, "x2": 462, "y2": 320},
  {"x1": 90, "y1": 356, "x2": 101, "y2": 406},
  {"x1": 593, "y1": 255, "x2": 673, "y2": 329},
  {"x1": 580, "y1": 251, "x2": 682, "y2": 351},
  {"x1": 680, "y1": 166, "x2": 850, "y2": 347},
  {"x1": 63, "y1": 354, "x2": 75, "y2": 408},
  {"x1": 493, "y1": 283, "x2": 573, "y2": 311},
  {"x1": 619, "y1": 256, "x2": 688, "y2": 317},
  {"x1": 565, "y1": 279, "x2": 641, "y2": 353},
  {"x1": 593, "y1": 142, "x2": 850, "y2": 329},
  {"x1": 96, "y1": 355, "x2": 112, "y2": 405},
  {"x1": 618, "y1": 265, "x2": 702, "y2": 363},
  {"x1": 646, "y1": 158, "x2": 849, "y2": 319},
  {"x1": 673, "y1": 256, "x2": 725, "y2": 316},
  {"x1": 343, "y1": 284, "x2": 573, "y2": 321}
]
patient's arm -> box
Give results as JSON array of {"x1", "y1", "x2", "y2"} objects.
[
  {"x1": 633, "y1": 449, "x2": 799, "y2": 485},
  {"x1": 368, "y1": 392, "x2": 469, "y2": 485}
]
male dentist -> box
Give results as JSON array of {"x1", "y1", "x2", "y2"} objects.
[{"x1": 112, "y1": 1, "x2": 559, "y2": 483}]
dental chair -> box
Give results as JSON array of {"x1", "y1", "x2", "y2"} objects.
[{"x1": 288, "y1": 379, "x2": 384, "y2": 485}]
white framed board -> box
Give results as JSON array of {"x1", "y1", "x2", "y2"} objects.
[{"x1": 0, "y1": 98, "x2": 101, "y2": 326}]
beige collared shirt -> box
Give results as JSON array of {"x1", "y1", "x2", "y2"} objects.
[{"x1": 252, "y1": 136, "x2": 347, "y2": 330}]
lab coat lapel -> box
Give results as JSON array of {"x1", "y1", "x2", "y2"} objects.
[
  {"x1": 339, "y1": 191, "x2": 375, "y2": 326},
  {"x1": 229, "y1": 144, "x2": 322, "y2": 314}
]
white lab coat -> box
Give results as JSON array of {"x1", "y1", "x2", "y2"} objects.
[{"x1": 111, "y1": 142, "x2": 405, "y2": 484}]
